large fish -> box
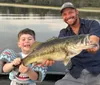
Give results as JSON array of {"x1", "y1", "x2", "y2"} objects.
[{"x1": 22, "y1": 34, "x2": 97, "y2": 66}]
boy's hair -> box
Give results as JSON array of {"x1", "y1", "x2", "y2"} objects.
[{"x1": 18, "y1": 28, "x2": 35, "y2": 40}]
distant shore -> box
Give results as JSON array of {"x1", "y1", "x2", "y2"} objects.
[{"x1": 0, "y1": 3, "x2": 100, "y2": 13}]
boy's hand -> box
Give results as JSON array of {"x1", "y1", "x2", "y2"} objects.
[
  {"x1": 19, "y1": 64, "x2": 29, "y2": 73},
  {"x1": 12, "y1": 58, "x2": 21, "y2": 66}
]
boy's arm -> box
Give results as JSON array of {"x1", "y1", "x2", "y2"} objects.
[
  {"x1": 19, "y1": 64, "x2": 47, "y2": 82},
  {"x1": 0, "y1": 49, "x2": 18, "y2": 73},
  {"x1": 18, "y1": 64, "x2": 38, "y2": 81},
  {"x1": 31, "y1": 65, "x2": 47, "y2": 82},
  {"x1": 3, "y1": 57, "x2": 21, "y2": 73},
  {"x1": 0, "y1": 60, "x2": 5, "y2": 73},
  {"x1": 25, "y1": 67, "x2": 38, "y2": 81},
  {"x1": 3, "y1": 62, "x2": 15, "y2": 72}
]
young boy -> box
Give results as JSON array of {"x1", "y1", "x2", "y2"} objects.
[{"x1": 1, "y1": 28, "x2": 47, "y2": 85}]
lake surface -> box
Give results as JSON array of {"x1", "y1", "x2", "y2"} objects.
[{"x1": 0, "y1": 6, "x2": 67, "y2": 53}]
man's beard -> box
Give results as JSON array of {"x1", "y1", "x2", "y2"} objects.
[
  {"x1": 70, "y1": 17, "x2": 78, "y2": 26},
  {"x1": 65, "y1": 15, "x2": 78, "y2": 26}
]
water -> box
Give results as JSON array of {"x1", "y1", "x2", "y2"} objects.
[{"x1": 0, "y1": 7, "x2": 67, "y2": 53}]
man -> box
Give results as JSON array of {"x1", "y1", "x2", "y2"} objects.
[{"x1": 55, "y1": 2, "x2": 100, "y2": 85}]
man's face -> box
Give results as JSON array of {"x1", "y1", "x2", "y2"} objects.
[{"x1": 61, "y1": 8, "x2": 79, "y2": 26}]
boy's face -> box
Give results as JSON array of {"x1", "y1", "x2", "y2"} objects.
[{"x1": 18, "y1": 34, "x2": 35, "y2": 54}]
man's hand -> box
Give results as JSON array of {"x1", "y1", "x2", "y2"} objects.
[
  {"x1": 86, "y1": 35, "x2": 100, "y2": 53},
  {"x1": 41, "y1": 60, "x2": 55, "y2": 66},
  {"x1": 86, "y1": 44, "x2": 99, "y2": 53},
  {"x1": 33, "y1": 60, "x2": 55, "y2": 67}
]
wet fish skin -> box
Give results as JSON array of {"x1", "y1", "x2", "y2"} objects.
[{"x1": 22, "y1": 34, "x2": 96, "y2": 66}]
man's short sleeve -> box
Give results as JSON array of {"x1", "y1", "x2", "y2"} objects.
[{"x1": 89, "y1": 20, "x2": 100, "y2": 37}]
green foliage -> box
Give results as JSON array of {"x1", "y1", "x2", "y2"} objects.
[
  {"x1": 71, "y1": 0, "x2": 100, "y2": 7},
  {"x1": 1, "y1": 0, "x2": 100, "y2": 7}
]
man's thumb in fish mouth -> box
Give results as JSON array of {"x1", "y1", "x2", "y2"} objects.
[
  {"x1": 89, "y1": 40, "x2": 99, "y2": 47},
  {"x1": 86, "y1": 43, "x2": 99, "y2": 54}
]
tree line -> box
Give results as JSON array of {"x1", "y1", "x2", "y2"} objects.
[{"x1": 0, "y1": 0, "x2": 100, "y2": 7}]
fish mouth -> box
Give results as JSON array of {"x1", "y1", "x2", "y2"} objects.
[
  {"x1": 90, "y1": 43, "x2": 98, "y2": 48},
  {"x1": 78, "y1": 34, "x2": 98, "y2": 49},
  {"x1": 84, "y1": 42, "x2": 98, "y2": 50}
]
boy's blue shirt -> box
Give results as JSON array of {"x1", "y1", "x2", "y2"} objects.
[{"x1": 0, "y1": 49, "x2": 47, "y2": 84}]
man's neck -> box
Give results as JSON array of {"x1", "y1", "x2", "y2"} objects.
[{"x1": 70, "y1": 18, "x2": 80, "y2": 35}]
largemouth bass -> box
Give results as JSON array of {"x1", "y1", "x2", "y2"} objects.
[{"x1": 22, "y1": 34, "x2": 97, "y2": 66}]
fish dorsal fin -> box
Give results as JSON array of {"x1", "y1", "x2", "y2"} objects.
[
  {"x1": 30, "y1": 41, "x2": 41, "y2": 51},
  {"x1": 46, "y1": 36, "x2": 58, "y2": 42}
]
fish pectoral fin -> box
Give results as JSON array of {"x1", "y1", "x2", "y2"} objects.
[
  {"x1": 63, "y1": 54, "x2": 76, "y2": 66},
  {"x1": 63, "y1": 58, "x2": 71, "y2": 66}
]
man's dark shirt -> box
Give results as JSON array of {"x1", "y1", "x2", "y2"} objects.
[{"x1": 59, "y1": 18, "x2": 100, "y2": 78}]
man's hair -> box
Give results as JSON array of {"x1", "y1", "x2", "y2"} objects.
[{"x1": 18, "y1": 28, "x2": 35, "y2": 40}]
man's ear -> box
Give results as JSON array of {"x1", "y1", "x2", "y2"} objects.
[{"x1": 76, "y1": 9, "x2": 79, "y2": 15}]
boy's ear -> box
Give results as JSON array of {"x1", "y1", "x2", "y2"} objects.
[{"x1": 18, "y1": 42, "x2": 21, "y2": 48}]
